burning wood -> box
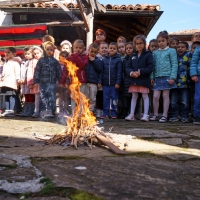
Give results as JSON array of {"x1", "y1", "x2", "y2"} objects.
[{"x1": 42, "y1": 58, "x2": 126, "y2": 154}]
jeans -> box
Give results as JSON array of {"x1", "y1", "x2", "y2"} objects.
[
  {"x1": 194, "y1": 77, "x2": 200, "y2": 119},
  {"x1": 170, "y1": 88, "x2": 190, "y2": 118},
  {"x1": 103, "y1": 85, "x2": 118, "y2": 117},
  {"x1": 40, "y1": 83, "x2": 56, "y2": 112},
  {"x1": 85, "y1": 83, "x2": 98, "y2": 112}
]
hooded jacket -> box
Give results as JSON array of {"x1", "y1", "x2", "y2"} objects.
[
  {"x1": 99, "y1": 54, "x2": 122, "y2": 86},
  {"x1": 86, "y1": 57, "x2": 102, "y2": 84}
]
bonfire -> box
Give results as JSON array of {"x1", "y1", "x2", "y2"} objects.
[
  {"x1": 45, "y1": 58, "x2": 106, "y2": 149},
  {"x1": 44, "y1": 58, "x2": 126, "y2": 154}
]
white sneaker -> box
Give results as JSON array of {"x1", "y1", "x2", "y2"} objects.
[
  {"x1": 125, "y1": 114, "x2": 135, "y2": 121},
  {"x1": 141, "y1": 114, "x2": 149, "y2": 122}
]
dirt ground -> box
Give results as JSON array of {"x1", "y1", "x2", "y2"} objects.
[{"x1": 0, "y1": 117, "x2": 200, "y2": 200}]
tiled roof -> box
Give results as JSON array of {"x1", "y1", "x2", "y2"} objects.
[
  {"x1": 5, "y1": 2, "x2": 161, "y2": 11},
  {"x1": 169, "y1": 29, "x2": 200, "y2": 35}
]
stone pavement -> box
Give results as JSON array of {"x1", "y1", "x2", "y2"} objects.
[{"x1": 0, "y1": 117, "x2": 200, "y2": 199}]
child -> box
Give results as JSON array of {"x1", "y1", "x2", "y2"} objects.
[
  {"x1": 125, "y1": 35, "x2": 153, "y2": 121},
  {"x1": 18, "y1": 47, "x2": 35, "y2": 117},
  {"x1": 98, "y1": 42, "x2": 122, "y2": 119},
  {"x1": 42, "y1": 35, "x2": 60, "y2": 60},
  {"x1": 117, "y1": 36, "x2": 126, "y2": 44},
  {"x1": 190, "y1": 45, "x2": 200, "y2": 124},
  {"x1": 170, "y1": 37, "x2": 179, "y2": 50},
  {"x1": 148, "y1": 39, "x2": 158, "y2": 52},
  {"x1": 58, "y1": 51, "x2": 70, "y2": 117},
  {"x1": 191, "y1": 41, "x2": 200, "y2": 53},
  {"x1": 27, "y1": 46, "x2": 43, "y2": 118},
  {"x1": 0, "y1": 47, "x2": 20, "y2": 117},
  {"x1": 60, "y1": 40, "x2": 72, "y2": 54},
  {"x1": 67, "y1": 39, "x2": 88, "y2": 112},
  {"x1": 169, "y1": 42, "x2": 192, "y2": 122},
  {"x1": 118, "y1": 42, "x2": 126, "y2": 60},
  {"x1": 85, "y1": 43, "x2": 102, "y2": 113},
  {"x1": 34, "y1": 41, "x2": 61, "y2": 118},
  {"x1": 96, "y1": 42, "x2": 108, "y2": 120},
  {"x1": 150, "y1": 31, "x2": 178, "y2": 122},
  {"x1": 94, "y1": 29, "x2": 106, "y2": 46},
  {"x1": 120, "y1": 42, "x2": 134, "y2": 118}
]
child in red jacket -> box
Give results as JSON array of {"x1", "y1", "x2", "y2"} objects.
[{"x1": 67, "y1": 39, "x2": 88, "y2": 112}]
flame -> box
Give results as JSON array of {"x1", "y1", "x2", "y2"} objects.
[{"x1": 60, "y1": 58, "x2": 97, "y2": 147}]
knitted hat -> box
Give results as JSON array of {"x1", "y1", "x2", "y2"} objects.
[{"x1": 60, "y1": 40, "x2": 72, "y2": 47}]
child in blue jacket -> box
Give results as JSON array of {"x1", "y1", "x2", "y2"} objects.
[
  {"x1": 169, "y1": 42, "x2": 192, "y2": 123},
  {"x1": 190, "y1": 46, "x2": 200, "y2": 124},
  {"x1": 98, "y1": 42, "x2": 122, "y2": 119}
]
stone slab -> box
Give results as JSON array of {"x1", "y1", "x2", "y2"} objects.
[
  {"x1": 0, "y1": 157, "x2": 15, "y2": 166},
  {"x1": 187, "y1": 139, "x2": 200, "y2": 149},
  {"x1": 125, "y1": 129, "x2": 189, "y2": 139},
  {"x1": 154, "y1": 138, "x2": 183, "y2": 146}
]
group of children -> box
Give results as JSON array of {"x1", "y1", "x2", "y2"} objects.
[{"x1": 0, "y1": 29, "x2": 200, "y2": 124}]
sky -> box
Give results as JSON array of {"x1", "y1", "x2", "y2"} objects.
[{"x1": 100, "y1": 0, "x2": 200, "y2": 42}]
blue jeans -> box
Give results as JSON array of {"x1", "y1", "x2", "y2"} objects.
[
  {"x1": 170, "y1": 88, "x2": 190, "y2": 118},
  {"x1": 40, "y1": 83, "x2": 56, "y2": 112},
  {"x1": 194, "y1": 77, "x2": 200, "y2": 119},
  {"x1": 103, "y1": 85, "x2": 118, "y2": 117}
]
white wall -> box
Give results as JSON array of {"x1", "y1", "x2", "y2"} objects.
[{"x1": 0, "y1": 10, "x2": 12, "y2": 26}]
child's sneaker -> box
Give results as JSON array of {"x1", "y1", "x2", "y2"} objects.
[
  {"x1": 159, "y1": 116, "x2": 167, "y2": 123},
  {"x1": 111, "y1": 116, "x2": 117, "y2": 119},
  {"x1": 125, "y1": 114, "x2": 134, "y2": 121},
  {"x1": 181, "y1": 118, "x2": 189, "y2": 123},
  {"x1": 169, "y1": 117, "x2": 179, "y2": 122},
  {"x1": 32, "y1": 111, "x2": 40, "y2": 118},
  {"x1": 101, "y1": 115, "x2": 108, "y2": 119},
  {"x1": 149, "y1": 115, "x2": 159, "y2": 121},
  {"x1": 141, "y1": 114, "x2": 149, "y2": 122},
  {"x1": 193, "y1": 118, "x2": 200, "y2": 125}
]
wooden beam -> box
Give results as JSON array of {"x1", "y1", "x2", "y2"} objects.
[
  {"x1": 0, "y1": 0, "x2": 53, "y2": 6},
  {"x1": 131, "y1": 18, "x2": 147, "y2": 29},
  {"x1": 82, "y1": 0, "x2": 106, "y2": 13},
  {"x1": 54, "y1": 0, "x2": 80, "y2": 22},
  {"x1": 0, "y1": 21, "x2": 85, "y2": 28},
  {"x1": 76, "y1": 0, "x2": 89, "y2": 32}
]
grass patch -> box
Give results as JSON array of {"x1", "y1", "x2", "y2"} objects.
[{"x1": 20, "y1": 177, "x2": 104, "y2": 200}]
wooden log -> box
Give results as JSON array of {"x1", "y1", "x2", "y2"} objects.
[
  {"x1": 96, "y1": 135, "x2": 126, "y2": 155},
  {"x1": 54, "y1": 0, "x2": 80, "y2": 22},
  {"x1": 77, "y1": 0, "x2": 89, "y2": 32},
  {"x1": 82, "y1": 0, "x2": 106, "y2": 13},
  {"x1": 0, "y1": 0, "x2": 53, "y2": 7}
]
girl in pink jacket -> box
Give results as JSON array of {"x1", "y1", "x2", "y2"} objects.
[
  {"x1": 0, "y1": 47, "x2": 20, "y2": 117},
  {"x1": 27, "y1": 46, "x2": 43, "y2": 118}
]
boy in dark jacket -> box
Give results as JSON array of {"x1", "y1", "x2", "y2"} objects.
[
  {"x1": 98, "y1": 42, "x2": 122, "y2": 119},
  {"x1": 34, "y1": 41, "x2": 61, "y2": 118},
  {"x1": 85, "y1": 43, "x2": 102, "y2": 112}
]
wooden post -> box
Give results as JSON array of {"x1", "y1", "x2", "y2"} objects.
[{"x1": 86, "y1": 6, "x2": 94, "y2": 47}]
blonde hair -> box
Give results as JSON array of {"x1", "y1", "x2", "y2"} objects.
[
  {"x1": 42, "y1": 35, "x2": 55, "y2": 44},
  {"x1": 43, "y1": 41, "x2": 56, "y2": 51}
]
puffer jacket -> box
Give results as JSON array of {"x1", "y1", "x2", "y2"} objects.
[
  {"x1": 67, "y1": 53, "x2": 88, "y2": 83},
  {"x1": 190, "y1": 46, "x2": 200, "y2": 77},
  {"x1": 126, "y1": 50, "x2": 153, "y2": 89},
  {"x1": 86, "y1": 57, "x2": 102, "y2": 84},
  {"x1": 34, "y1": 56, "x2": 61, "y2": 84},
  {"x1": 176, "y1": 51, "x2": 192, "y2": 88},
  {"x1": 99, "y1": 54, "x2": 122, "y2": 86},
  {"x1": 122, "y1": 55, "x2": 131, "y2": 96},
  {"x1": 151, "y1": 47, "x2": 178, "y2": 80},
  {"x1": 0, "y1": 59, "x2": 20, "y2": 90}
]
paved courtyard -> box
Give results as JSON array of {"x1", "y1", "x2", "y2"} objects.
[{"x1": 0, "y1": 117, "x2": 200, "y2": 199}]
